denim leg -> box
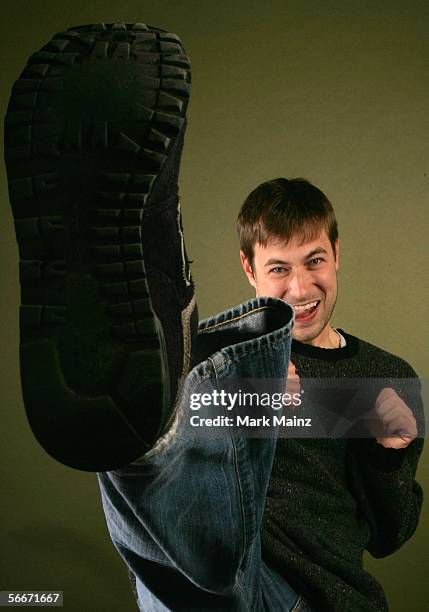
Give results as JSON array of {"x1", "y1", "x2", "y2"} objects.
[{"x1": 97, "y1": 297, "x2": 312, "y2": 611}]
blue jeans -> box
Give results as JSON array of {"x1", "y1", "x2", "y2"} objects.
[{"x1": 97, "y1": 297, "x2": 314, "y2": 611}]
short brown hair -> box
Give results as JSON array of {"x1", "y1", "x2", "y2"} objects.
[{"x1": 237, "y1": 178, "x2": 338, "y2": 267}]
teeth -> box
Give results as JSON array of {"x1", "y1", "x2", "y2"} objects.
[{"x1": 294, "y1": 301, "x2": 318, "y2": 312}]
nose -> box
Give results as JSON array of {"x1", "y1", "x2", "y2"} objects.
[{"x1": 283, "y1": 269, "x2": 312, "y2": 301}]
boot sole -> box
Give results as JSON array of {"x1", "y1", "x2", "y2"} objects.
[{"x1": 4, "y1": 22, "x2": 191, "y2": 471}]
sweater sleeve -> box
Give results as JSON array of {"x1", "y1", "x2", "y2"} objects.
[{"x1": 347, "y1": 374, "x2": 425, "y2": 559}]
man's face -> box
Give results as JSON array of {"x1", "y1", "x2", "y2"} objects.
[{"x1": 240, "y1": 230, "x2": 340, "y2": 346}]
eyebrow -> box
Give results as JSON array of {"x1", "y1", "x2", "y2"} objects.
[{"x1": 264, "y1": 247, "x2": 328, "y2": 267}]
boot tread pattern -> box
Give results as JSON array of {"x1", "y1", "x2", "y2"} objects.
[{"x1": 5, "y1": 22, "x2": 190, "y2": 470}]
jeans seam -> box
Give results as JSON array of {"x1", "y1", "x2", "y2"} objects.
[
  {"x1": 209, "y1": 356, "x2": 249, "y2": 590},
  {"x1": 232, "y1": 423, "x2": 247, "y2": 569},
  {"x1": 201, "y1": 305, "x2": 284, "y2": 332}
]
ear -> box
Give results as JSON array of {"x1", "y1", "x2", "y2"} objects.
[
  {"x1": 334, "y1": 238, "x2": 340, "y2": 270},
  {"x1": 240, "y1": 250, "x2": 257, "y2": 289}
]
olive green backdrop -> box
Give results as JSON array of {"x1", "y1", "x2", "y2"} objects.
[{"x1": 1, "y1": 1, "x2": 428, "y2": 610}]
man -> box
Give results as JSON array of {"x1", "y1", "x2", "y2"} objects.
[
  {"x1": 4, "y1": 22, "x2": 423, "y2": 612},
  {"x1": 237, "y1": 178, "x2": 424, "y2": 610}
]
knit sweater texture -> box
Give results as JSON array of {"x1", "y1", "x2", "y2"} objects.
[{"x1": 261, "y1": 330, "x2": 424, "y2": 612}]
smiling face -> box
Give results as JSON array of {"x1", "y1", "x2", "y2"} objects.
[{"x1": 240, "y1": 230, "x2": 340, "y2": 347}]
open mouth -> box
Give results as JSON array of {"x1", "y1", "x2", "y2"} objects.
[{"x1": 293, "y1": 300, "x2": 320, "y2": 322}]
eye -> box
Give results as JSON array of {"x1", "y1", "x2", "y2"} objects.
[
  {"x1": 309, "y1": 258, "x2": 323, "y2": 266},
  {"x1": 269, "y1": 267, "x2": 287, "y2": 274}
]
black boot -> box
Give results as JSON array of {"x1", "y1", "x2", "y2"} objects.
[{"x1": 4, "y1": 22, "x2": 198, "y2": 471}]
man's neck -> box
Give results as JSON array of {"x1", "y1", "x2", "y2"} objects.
[{"x1": 297, "y1": 325, "x2": 342, "y2": 350}]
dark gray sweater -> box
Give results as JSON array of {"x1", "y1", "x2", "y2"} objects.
[{"x1": 261, "y1": 330, "x2": 424, "y2": 612}]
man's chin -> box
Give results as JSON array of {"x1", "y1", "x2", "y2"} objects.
[
  {"x1": 291, "y1": 323, "x2": 325, "y2": 345},
  {"x1": 292, "y1": 331, "x2": 313, "y2": 344}
]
